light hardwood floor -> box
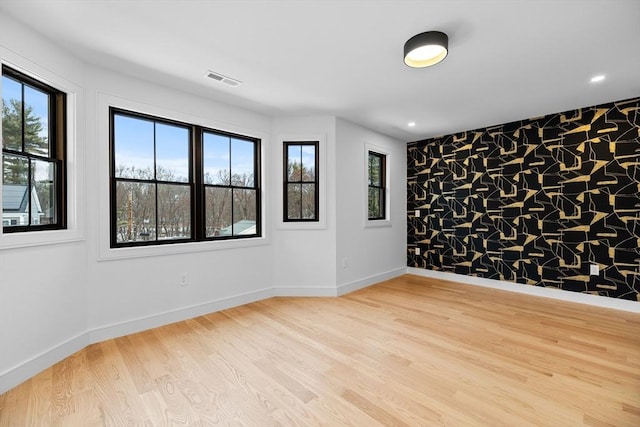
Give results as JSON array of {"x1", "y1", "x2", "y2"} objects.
[{"x1": 1, "y1": 274, "x2": 639, "y2": 426}]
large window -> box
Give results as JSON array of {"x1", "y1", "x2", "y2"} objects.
[
  {"x1": 2, "y1": 65, "x2": 66, "y2": 232},
  {"x1": 367, "y1": 150, "x2": 386, "y2": 220},
  {"x1": 110, "y1": 108, "x2": 260, "y2": 247},
  {"x1": 283, "y1": 141, "x2": 318, "y2": 221}
]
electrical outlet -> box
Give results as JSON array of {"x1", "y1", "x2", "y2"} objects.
[
  {"x1": 415, "y1": 247, "x2": 420, "y2": 255},
  {"x1": 589, "y1": 264, "x2": 599, "y2": 276},
  {"x1": 415, "y1": 209, "x2": 420, "y2": 217},
  {"x1": 179, "y1": 272, "x2": 188, "y2": 286},
  {"x1": 342, "y1": 258, "x2": 349, "y2": 268}
]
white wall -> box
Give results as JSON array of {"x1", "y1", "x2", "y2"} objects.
[
  {"x1": 0, "y1": 18, "x2": 407, "y2": 394},
  {"x1": 335, "y1": 118, "x2": 407, "y2": 292},
  {"x1": 84, "y1": 64, "x2": 276, "y2": 339},
  {"x1": 0, "y1": 16, "x2": 88, "y2": 392},
  {"x1": 271, "y1": 116, "x2": 337, "y2": 294}
]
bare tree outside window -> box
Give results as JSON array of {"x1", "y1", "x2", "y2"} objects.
[
  {"x1": 110, "y1": 108, "x2": 260, "y2": 247},
  {"x1": 284, "y1": 141, "x2": 318, "y2": 221},
  {"x1": 368, "y1": 151, "x2": 386, "y2": 220}
]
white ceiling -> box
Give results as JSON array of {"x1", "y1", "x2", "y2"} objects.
[{"x1": 1, "y1": 0, "x2": 639, "y2": 142}]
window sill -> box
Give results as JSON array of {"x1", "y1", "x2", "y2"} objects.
[
  {"x1": 277, "y1": 220, "x2": 326, "y2": 230},
  {"x1": 365, "y1": 219, "x2": 392, "y2": 228},
  {"x1": 0, "y1": 228, "x2": 85, "y2": 250},
  {"x1": 97, "y1": 235, "x2": 269, "y2": 261}
]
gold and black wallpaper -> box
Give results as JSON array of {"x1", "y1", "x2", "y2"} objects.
[{"x1": 407, "y1": 97, "x2": 640, "y2": 301}]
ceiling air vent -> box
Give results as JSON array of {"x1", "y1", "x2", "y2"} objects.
[{"x1": 206, "y1": 70, "x2": 242, "y2": 87}]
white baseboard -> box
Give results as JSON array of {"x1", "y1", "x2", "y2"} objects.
[
  {"x1": 88, "y1": 287, "x2": 274, "y2": 343},
  {"x1": 407, "y1": 267, "x2": 640, "y2": 313},
  {"x1": 0, "y1": 333, "x2": 88, "y2": 395},
  {"x1": 337, "y1": 267, "x2": 406, "y2": 296},
  {"x1": 273, "y1": 286, "x2": 337, "y2": 297},
  {"x1": 0, "y1": 287, "x2": 274, "y2": 395}
]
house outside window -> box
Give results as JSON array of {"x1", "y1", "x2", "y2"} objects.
[{"x1": 2, "y1": 64, "x2": 66, "y2": 232}]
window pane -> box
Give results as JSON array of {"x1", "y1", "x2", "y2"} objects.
[
  {"x1": 2, "y1": 154, "x2": 28, "y2": 185},
  {"x1": 32, "y1": 159, "x2": 56, "y2": 225},
  {"x1": 115, "y1": 181, "x2": 156, "y2": 243},
  {"x1": 287, "y1": 183, "x2": 302, "y2": 219},
  {"x1": 287, "y1": 145, "x2": 301, "y2": 181},
  {"x1": 368, "y1": 187, "x2": 382, "y2": 219},
  {"x1": 205, "y1": 187, "x2": 232, "y2": 237},
  {"x1": 301, "y1": 183, "x2": 316, "y2": 219},
  {"x1": 2, "y1": 155, "x2": 29, "y2": 226},
  {"x1": 157, "y1": 183, "x2": 190, "y2": 240},
  {"x1": 23, "y1": 85, "x2": 49, "y2": 156},
  {"x1": 156, "y1": 123, "x2": 189, "y2": 183},
  {"x1": 2, "y1": 76, "x2": 22, "y2": 151},
  {"x1": 368, "y1": 153, "x2": 381, "y2": 186},
  {"x1": 114, "y1": 115, "x2": 155, "y2": 179},
  {"x1": 301, "y1": 145, "x2": 316, "y2": 182},
  {"x1": 233, "y1": 188, "x2": 256, "y2": 235},
  {"x1": 203, "y1": 132, "x2": 230, "y2": 185},
  {"x1": 231, "y1": 138, "x2": 254, "y2": 187}
]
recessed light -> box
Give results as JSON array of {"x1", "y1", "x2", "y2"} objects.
[
  {"x1": 590, "y1": 75, "x2": 605, "y2": 83},
  {"x1": 408, "y1": 122, "x2": 416, "y2": 127}
]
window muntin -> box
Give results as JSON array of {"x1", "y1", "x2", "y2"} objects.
[
  {"x1": 2, "y1": 65, "x2": 66, "y2": 232},
  {"x1": 368, "y1": 151, "x2": 386, "y2": 220},
  {"x1": 203, "y1": 131, "x2": 259, "y2": 237},
  {"x1": 284, "y1": 141, "x2": 318, "y2": 221},
  {"x1": 111, "y1": 111, "x2": 192, "y2": 245},
  {"x1": 110, "y1": 108, "x2": 260, "y2": 247}
]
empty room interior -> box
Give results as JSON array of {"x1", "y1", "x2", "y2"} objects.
[{"x1": 1, "y1": 1, "x2": 639, "y2": 425}]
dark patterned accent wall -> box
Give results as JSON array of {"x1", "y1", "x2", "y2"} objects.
[{"x1": 407, "y1": 98, "x2": 640, "y2": 301}]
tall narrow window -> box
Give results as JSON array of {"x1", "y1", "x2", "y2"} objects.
[
  {"x1": 284, "y1": 141, "x2": 318, "y2": 221},
  {"x1": 110, "y1": 107, "x2": 261, "y2": 247},
  {"x1": 368, "y1": 151, "x2": 386, "y2": 220},
  {"x1": 2, "y1": 65, "x2": 66, "y2": 232}
]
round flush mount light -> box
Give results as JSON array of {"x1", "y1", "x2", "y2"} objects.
[
  {"x1": 404, "y1": 31, "x2": 448, "y2": 68},
  {"x1": 590, "y1": 74, "x2": 605, "y2": 83}
]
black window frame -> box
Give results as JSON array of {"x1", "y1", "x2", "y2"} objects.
[
  {"x1": 283, "y1": 141, "x2": 319, "y2": 222},
  {"x1": 367, "y1": 150, "x2": 386, "y2": 221},
  {"x1": 109, "y1": 107, "x2": 261, "y2": 248},
  {"x1": 2, "y1": 64, "x2": 67, "y2": 233}
]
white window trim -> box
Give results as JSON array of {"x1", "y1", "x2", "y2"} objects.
[
  {"x1": 364, "y1": 142, "x2": 391, "y2": 228},
  {"x1": 276, "y1": 133, "x2": 327, "y2": 230},
  {"x1": 97, "y1": 92, "x2": 269, "y2": 261},
  {"x1": 0, "y1": 52, "x2": 85, "y2": 249}
]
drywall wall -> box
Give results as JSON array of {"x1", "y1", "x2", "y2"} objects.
[
  {"x1": 271, "y1": 116, "x2": 338, "y2": 294},
  {"x1": 408, "y1": 98, "x2": 640, "y2": 300},
  {"x1": 84, "y1": 64, "x2": 276, "y2": 337},
  {"x1": 336, "y1": 118, "x2": 407, "y2": 292},
  {"x1": 0, "y1": 15, "x2": 89, "y2": 392}
]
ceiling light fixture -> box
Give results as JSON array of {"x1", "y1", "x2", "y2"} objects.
[
  {"x1": 404, "y1": 31, "x2": 448, "y2": 68},
  {"x1": 408, "y1": 122, "x2": 416, "y2": 127},
  {"x1": 590, "y1": 74, "x2": 605, "y2": 83}
]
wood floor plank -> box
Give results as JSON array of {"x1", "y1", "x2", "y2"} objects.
[{"x1": 1, "y1": 274, "x2": 639, "y2": 426}]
